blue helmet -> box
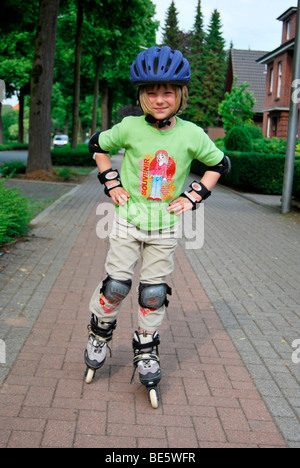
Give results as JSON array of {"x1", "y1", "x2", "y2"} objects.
[{"x1": 130, "y1": 46, "x2": 191, "y2": 86}]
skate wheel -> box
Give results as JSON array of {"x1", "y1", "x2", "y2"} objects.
[
  {"x1": 85, "y1": 368, "x2": 95, "y2": 384},
  {"x1": 149, "y1": 388, "x2": 159, "y2": 409}
]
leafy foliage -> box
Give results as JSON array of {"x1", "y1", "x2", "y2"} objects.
[
  {"x1": 252, "y1": 137, "x2": 287, "y2": 154},
  {"x1": 218, "y1": 77, "x2": 256, "y2": 130},
  {"x1": 224, "y1": 126, "x2": 253, "y2": 152},
  {"x1": 0, "y1": 180, "x2": 32, "y2": 245},
  {"x1": 192, "y1": 152, "x2": 300, "y2": 196},
  {"x1": 0, "y1": 161, "x2": 26, "y2": 177}
]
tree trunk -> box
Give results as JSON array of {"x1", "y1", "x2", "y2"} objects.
[
  {"x1": 101, "y1": 80, "x2": 113, "y2": 131},
  {"x1": 18, "y1": 88, "x2": 24, "y2": 143},
  {"x1": 108, "y1": 87, "x2": 113, "y2": 129},
  {"x1": 101, "y1": 80, "x2": 109, "y2": 131},
  {"x1": 71, "y1": 0, "x2": 83, "y2": 150},
  {"x1": 27, "y1": 0, "x2": 59, "y2": 173},
  {"x1": 64, "y1": 114, "x2": 69, "y2": 135},
  {"x1": 91, "y1": 56, "x2": 100, "y2": 135},
  {"x1": 0, "y1": 103, "x2": 3, "y2": 145}
]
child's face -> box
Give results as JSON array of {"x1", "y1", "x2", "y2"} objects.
[{"x1": 146, "y1": 84, "x2": 177, "y2": 121}]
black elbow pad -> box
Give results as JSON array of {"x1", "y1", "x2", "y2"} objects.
[
  {"x1": 208, "y1": 155, "x2": 231, "y2": 177},
  {"x1": 88, "y1": 131, "x2": 109, "y2": 154}
]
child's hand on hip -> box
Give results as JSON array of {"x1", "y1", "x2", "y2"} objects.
[
  {"x1": 109, "y1": 187, "x2": 131, "y2": 206},
  {"x1": 167, "y1": 196, "x2": 194, "y2": 215}
]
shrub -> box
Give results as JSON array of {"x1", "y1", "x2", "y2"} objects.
[
  {"x1": 244, "y1": 125, "x2": 263, "y2": 140},
  {"x1": 0, "y1": 161, "x2": 26, "y2": 177},
  {"x1": 293, "y1": 161, "x2": 300, "y2": 199},
  {"x1": 252, "y1": 137, "x2": 286, "y2": 154},
  {"x1": 0, "y1": 143, "x2": 28, "y2": 151},
  {"x1": 224, "y1": 126, "x2": 253, "y2": 152},
  {"x1": 0, "y1": 181, "x2": 32, "y2": 245},
  {"x1": 56, "y1": 167, "x2": 73, "y2": 181},
  {"x1": 191, "y1": 151, "x2": 300, "y2": 197},
  {"x1": 51, "y1": 145, "x2": 93, "y2": 167}
]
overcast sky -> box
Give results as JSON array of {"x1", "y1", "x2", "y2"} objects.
[{"x1": 152, "y1": 0, "x2": 295, "y2": 52}]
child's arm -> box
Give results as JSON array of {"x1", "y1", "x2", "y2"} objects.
[
  {"x1": 94, "y1": 153, "x2": 130, "y2": 206},
  {"x1": 168, "y1": 154, "x2": 230, "y2": 215},
  {"x1": 167, "y1": 171, "x2": 220, "y2": 215}
]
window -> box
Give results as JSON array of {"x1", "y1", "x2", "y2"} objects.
[
  {"x1": 269, "y1": 68, "x2": 274, "y2": 93},
  {"x1": 277, "y1": 62, "x2": 282, "y2": 99},
  {"x1": 286, "y1": 20, "x2": 290, "y2": 41},
  {"x1": 267, "y1": 116, "x2": 271, "y2": 138}
]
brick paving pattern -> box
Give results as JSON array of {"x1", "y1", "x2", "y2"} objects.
[{"x1": 0, "y1": 156, "x2": 298, "y2": 448}]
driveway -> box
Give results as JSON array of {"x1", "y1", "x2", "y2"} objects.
[{"x1": 0, "y1": 151, "x2": 28, "y2": 164}]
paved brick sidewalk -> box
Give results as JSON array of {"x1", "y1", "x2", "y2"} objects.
[
  {"x1": 0, "y1": 164, "x2": 289, "y2": 448},
  {"x1": 183, "y1": 173, "x2": 300, "y2": 448}
]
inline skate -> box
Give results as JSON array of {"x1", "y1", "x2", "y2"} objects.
[
  {"x1": 84, "y1": 314, "x2": 116, "y2": 383},
  {"x1": 131, "y1": 330, "x2": 162, "y2": 409}
]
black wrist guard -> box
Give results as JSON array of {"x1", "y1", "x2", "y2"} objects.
[
  {"x1": 97, "y1": 169, "x2": 122, "y2": 198},
  {"x1": 180, "y1": 181, "x2": 211, "y2": 210},
  {"x1": 189, "y1": 181, "x2": 211, "y2": 200}
]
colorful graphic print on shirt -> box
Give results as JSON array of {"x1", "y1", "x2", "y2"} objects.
[{"x1": 138, "y1": 150, "x2": 176, "y2": 201}]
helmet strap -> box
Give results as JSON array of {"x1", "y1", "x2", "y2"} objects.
[{"x1": 145, "y1": 114, "x2": 172, "y2": 128}]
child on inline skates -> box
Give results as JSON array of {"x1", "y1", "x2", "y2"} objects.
[{"x1": 84, "y1": 46, "x2": 230, "y2": 408}]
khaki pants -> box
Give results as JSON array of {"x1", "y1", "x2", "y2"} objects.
[{"x1": 89, "y1": 215, "x2": 178, "y2": 331}]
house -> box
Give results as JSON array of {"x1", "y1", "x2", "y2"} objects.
[
  {"x1": 225, "y1": 49, "x2": 269, "y2": 127},
  {"x1": 257, "y1": 7, "x2": 299, "y2": 139}
]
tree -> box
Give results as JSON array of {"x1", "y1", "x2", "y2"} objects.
[
  {"x1": 184, "y1": 0, "x2": 206, "y2": 123},
  {"x1": 0, "y1": 0, "x2": 38, "y2": 143},
  {"x1": 218, "y1": 77, "x2": 255, "y2": 131},
  {"x1": 185, "y1": 7, "x2": 227, "y2": 128},
  {"x1": 82, "y1": 0, "x2": 158, "y2": 131},
  {"x1": 199, "y1": 9, "x2": 227, "y2": 127},
  {"x1": 27, "y1": 0, "x2": 60, "y2": 173},
  {"x1": 53, "y1": 1, "x2": 81, "y2": 137},
  {"x1": 205, "y1": 9, "x2": 226, "y2": 57},
  {"x1": 71, "y1": 0, "x2": 83, "y2": 149},
  {"x1": 161, "y1": 0, "x2": 181, "y2": 50}
]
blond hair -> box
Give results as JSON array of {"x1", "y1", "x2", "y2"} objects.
[{"x1": 138, "y1": 83, "x2": 188, "y2": 116}]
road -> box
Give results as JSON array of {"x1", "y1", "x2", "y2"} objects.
[{"x1": 0, "y1": 151, "x2": 28, "y2": 164}]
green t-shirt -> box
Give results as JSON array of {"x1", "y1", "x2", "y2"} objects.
[{"x1": 99, "y1": 115, "x2": 223, "y2": 231}]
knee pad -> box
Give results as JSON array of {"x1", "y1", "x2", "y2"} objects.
[
  {"x1": 138, "y1": 283, "x2": 172, "y2": 310},
  {"x1": 100, "y1": 275, "x2": 132, "y2": 303}
]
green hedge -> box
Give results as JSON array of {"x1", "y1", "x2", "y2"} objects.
[
  {"x1": 0, "y1": 143, "x2": 29, "y2": 151},
  {"x1": 294, "y1": 162, "x2": 300, "y2": 199},
  {"x1": 51, "y1": 144, "x2": 121, "y2": 166},
  {"x1": 191, "y1": 152, "x2": 300, "y2": 197},
  {"x1": 51, "y1": 145, "x2": 95, "y2": 167}
]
